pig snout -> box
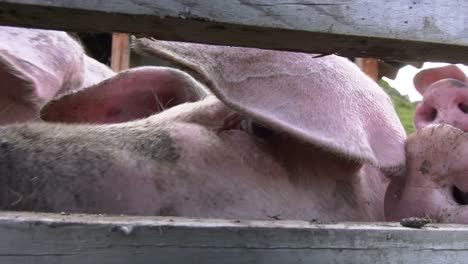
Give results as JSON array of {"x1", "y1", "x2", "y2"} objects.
[
  {"x1": 385, "y1": 125, "x2": 468, "y2": 224},
  {"x1": 414, "y1": 80, "x2": 468, "y2": 131}
]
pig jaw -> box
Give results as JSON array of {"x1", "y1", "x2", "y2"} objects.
[
  {"x1": 385, "y1": 125, "x2": 468, "y2": 223},
  {"x1": 0, "y1": 121, "x2": 182, "y2": 214}
]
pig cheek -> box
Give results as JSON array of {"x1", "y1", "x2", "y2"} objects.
[
  {"x1": 384, "y1": 173, "x2": 450, "y2": 221},
  {"x1": 166, "y1": 124, "x2": 287, "y2": 214},
  {"x1": 171, "y1": 123, "x2": 282, "y2": 178},
  {"x1": 383, "y1": 164, "x2": 428, "y2": 221},
  {"x1": 384, "y1": 147, "x2": 449, "y2": 221},
  {"x1": 384, "y1": 176, "x2": 409, "y2": 220}
]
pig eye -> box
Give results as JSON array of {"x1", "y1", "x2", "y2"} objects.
[
  {"x1": 452, "y1": 185, "x2": 468, "y2": 205},
  {"x1": 240, "y1": 119, "x2": 274, "y2": 139},
  {"x1": 458, "y1": 103, "x2": 468, "y2": 114}
]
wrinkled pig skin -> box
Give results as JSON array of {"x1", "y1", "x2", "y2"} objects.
[
  {"x1": 0, "y1": 39, "x2": 407, "y2": 222},
  {"x1": 385, "y1": 125, "x2": 468, "y2": 223},
  {"x1": 0, "y1": 26, "x2": 114, "y2": 124}
]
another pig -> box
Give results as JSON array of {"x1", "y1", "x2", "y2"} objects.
[
  {"x1": 0, "y1": 39, "x2": 406, "y2": 222},
  {"x1": 385, "y1": 65, "x2": 468, "y2": 223},
  {"x1": 0, "y1": 26, "x2": 114, "y2": 124}
]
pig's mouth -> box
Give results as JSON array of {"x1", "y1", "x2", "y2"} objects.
[{"x1": 452, "y1": 185, "x2": 468, "y2": 205}]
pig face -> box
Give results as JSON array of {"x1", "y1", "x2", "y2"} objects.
[
  {"x1": 385, "y1": 65, "x2": 468, "y2": 223},
  {"x1": 0, "y1": 39, "x2": 406, "y2": 222},
  {"x1": 0, "y1": 26, "x2": 114, "y2": 124},
  {"x1": 413, "y1": 65, "x2": 468, "y2": 131}
]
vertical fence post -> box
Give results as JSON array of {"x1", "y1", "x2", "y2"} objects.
[
  {"x1": 111, "y1": 33, "x2": 130, "y2": 72},
  {"x1": 355, "y1": 58, "x2": 379, "y2": 82}
]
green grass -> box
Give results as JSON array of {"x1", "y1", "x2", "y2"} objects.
[{"x1": 378, "y1": 79, "x2": 417, "y2": 135}]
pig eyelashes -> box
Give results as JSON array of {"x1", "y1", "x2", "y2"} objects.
[
  {"x1": 222, "y1": 114, "x2": 275, "y2": 139},
  {"x1": 240, "y1": 119, "x2": 275, "y2": 139},
  {"x1": 452, "y1": 185, "x2": 468, "y2": 206}
]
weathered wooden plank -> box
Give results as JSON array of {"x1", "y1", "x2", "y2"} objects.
[
  {"x1": 0, "y1": 211, "x2": 468, "y2": 263},
  {"x1": 111, "y1": 33, "x2": 129, "y2": 72},
  {"x1": 0, "y1": 0, "x2": 466, "y2": 63}
]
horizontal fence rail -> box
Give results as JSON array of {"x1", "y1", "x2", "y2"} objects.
[
  {"x1": 0, "y1": 212, "x2": 468, "y2": 263},
  {"x1": 0, "y1": 0, "x2": 466, "y2": 62}
]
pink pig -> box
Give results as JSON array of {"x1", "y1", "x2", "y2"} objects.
[{"x1": 0, "y1": 38, "x2": 406, "y2": 222}]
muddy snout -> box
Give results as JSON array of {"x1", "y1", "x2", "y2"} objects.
[{"x1": 385, "y1": 125, "x2": 468, "y2": 223}]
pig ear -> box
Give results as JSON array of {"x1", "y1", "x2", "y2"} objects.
[
  {"x1": 0, "y1": 28, "x2": 86, "y2": 109},
  {"x1": 41, "y1": 67, "x2": 208, "y2": 124},
  {"x1": 0, "y1": 53, "x2": 36, "y2": 103},
  {"x1": 0, "y1": 52, "x2": 57, "y2": 108},
  {"x1": 414, "y1": 65, "x2": 467, "y2": 94},
  {"x1": 133, "y1": 39, "x2": 406, "y2": 173}
]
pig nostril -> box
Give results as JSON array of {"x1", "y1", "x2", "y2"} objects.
[
  {"x1": 458, "y1": 103, "x2": 468, "y2": 114},
  {"x1": 452, "y1": 185, "x2": 468, "y2": 205},
  {"x1": 428, "y1": 108, "x2": 437, "y2": 121}
]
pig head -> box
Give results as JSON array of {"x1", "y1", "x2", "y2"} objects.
[
  {"x1": 385, "y1": 65, "x2": 468, "y2": 223},
  {"x1": 0, "y1": 26, "x2": 114, "y2": 124},
  {"x1": 0, "y1": 39, "x2": 406, "y2": 222}
]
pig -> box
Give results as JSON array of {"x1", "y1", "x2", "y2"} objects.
[
  {"x1": 385, "y1": 65, "x2": 468, "y2": 223},
  {"x1": 0, "y1": 38, "x2": 406, "y2": 222},
  {"x1": 0, "y1": 26, "x2": 114, "y2": 124}
]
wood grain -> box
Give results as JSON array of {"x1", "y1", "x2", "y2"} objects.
[
  {"x1": 0, "y1": 211, "x2": 467, "y2": 263},
  {"x1": 111, "y1": 33, "x2": 129, "y2": 72},
  {"x1": 0, "y1": 0, "x2": 466, "y2": 62}
]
